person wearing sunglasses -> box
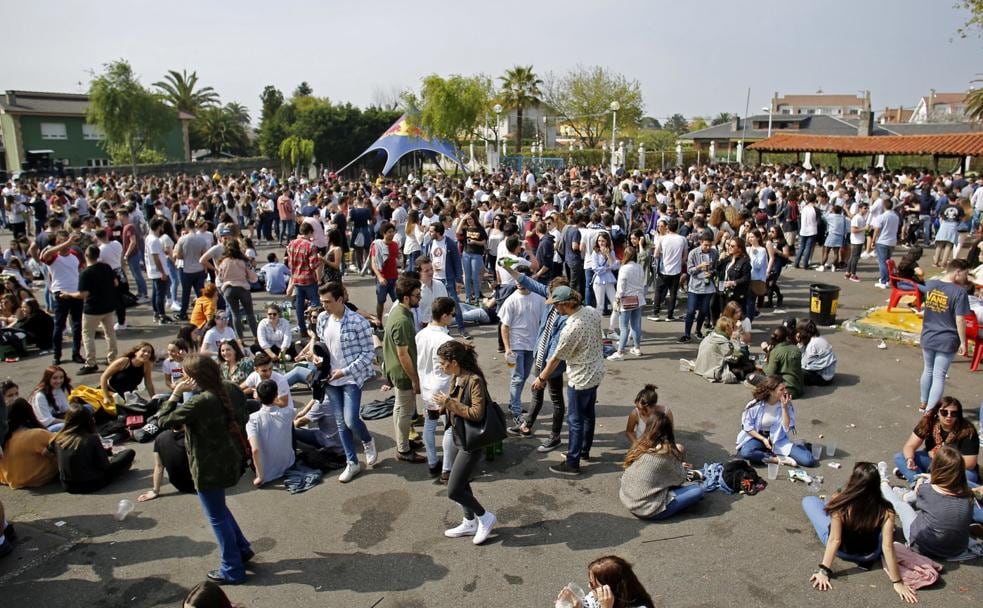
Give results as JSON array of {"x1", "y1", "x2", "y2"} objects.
[{"x1": 893, "y1": 396, "x2": 979, "y2": 486}]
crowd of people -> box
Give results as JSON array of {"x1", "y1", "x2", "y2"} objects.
[{"x1": 1, "y1": 161, "x2": 983, "y2": 603}]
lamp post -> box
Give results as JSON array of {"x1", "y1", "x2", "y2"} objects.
[
  {"x1": 761, "y1": 105, "x2": 773, "y2": 138},
  {"x1": 609, "y1": 101, "x2": 620, "y2": 173},
  {"x1": 493, "y1": 103, "x2": 503, "y2": 170}
]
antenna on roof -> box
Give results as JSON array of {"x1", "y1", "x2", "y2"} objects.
[{"x1": 816, "y1": 87, "x2": 823, "y2": 94}]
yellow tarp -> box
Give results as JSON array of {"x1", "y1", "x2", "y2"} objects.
[{"x1": 857, "y1": 306, "x2": 923, "y2": 334}]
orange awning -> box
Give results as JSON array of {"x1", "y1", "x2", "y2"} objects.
[{"x1": 748, "y1": 132, "x2": 983, "y2": 156}]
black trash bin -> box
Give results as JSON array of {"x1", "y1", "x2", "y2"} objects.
[{"x1": 809, "y1": 283, "x2": 840, "y2": 326}]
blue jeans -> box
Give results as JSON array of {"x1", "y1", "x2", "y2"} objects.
[
  {"x1": 165, "y1": 260, "x2": 180, "y2": 302},
  {"x1": 738, "y1": 438, "x2": 816, "y2": 467},
  {"x1": 507, "y1": 350, "x2": 534, "y2": 421},
  {"x1": 405, "y1": 250, "x2": 420, "y2": 274},
  {"x1": 794, "y1": 235, "x2": 816, "y2": 268},
  {"x1": 126, "y1": 255, "x2": 147, "y2": 298},
  {"x1": 423, "y1": 413, "x2": 439, "y2": 466},
  {"x1": 285, "y1": 363, "x2": 314, "y2": 386},
  {"x1": 919, "y1": 348, "x2": 955, "y2": 410},
  {"x1": 683, "y1": 292, "x2": 712, "y2": 337},
  {"x1": 323, "y1": 383, "x2": 372, "y2": 465},
  {"x1": 893, "y1": 449, "x2": 980, "y2": 485},
  {"x1": 462, "y1": 252, "x2": 484, "y2": 302},
  {"x1": 151, "y1": 277, "x2": 168, "y2": 317},
  {"x1": 180, "y1": 270, "x2": 206, "y2": 317},
  {"x1": 438, "y1": 279, "x2": 466, "y2": 332},
  {"x1": 293, "y1": 282, "x2": 318, "y2": 337},
  {"x1": 565, "y1": 384, "x2": 598, "y2": 468},
  {"x1": 618, "y1": 307, "x2": 642, "y2": 351},
  {"x1": 651, "y1": 484, "x2": 706, "y2": 520},
  {"x1": 875, "y1": 243, "x2": 893, "y2": 285},
  {"x1": 197, "y1": 488, "x2": 250, "y2": 582},
  {"x1": 584, "y1": 268, "x2": 596, "y2": 306},
  {"x1": 52, "y1": 296, "x2": 82, "y2": 362},
  {"x1": 802, "y1": 496, "x2": 882, "y2": 563},
  {"x1": 920, "y1": 215, "x2": 933, "y2": 246},
  {"x1": 279, "y1": 219, "x2": 296, "y2": 244}
]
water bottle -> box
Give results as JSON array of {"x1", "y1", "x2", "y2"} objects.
[
  {"x1": 555, "y1": 583, "x2": 587, "y2": 608},
  {"x1": 115, "y1": 499, "x2": 135, "y2": 521}
]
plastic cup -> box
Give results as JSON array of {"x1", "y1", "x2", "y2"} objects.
[
  {"x1": 766, "y1": 462, "x2": 779, "y2": 480},
  {"x1": 506, "y1": 352, "x2": 517, "y2": 368},
  {"x1": 811, "y1": 444, "x2": 823, "y2": 461},
  {"x1": 826, "y1": 441, "x2": 837, "y2": 457},
  {"x1": 114, "y1": 498, "x2": 135, "y2": 521}
]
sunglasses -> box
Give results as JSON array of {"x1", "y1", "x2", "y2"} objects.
[
  {"x1": 267, "y1": 312, "x2": 279, "y2": 317},
  {"x1": 938, "y1": 409, "x2": 960, "y2": 418}
]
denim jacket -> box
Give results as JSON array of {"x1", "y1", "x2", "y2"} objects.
[{"x1": 736, "y1": 398, "x2": 797, "y2": 457}]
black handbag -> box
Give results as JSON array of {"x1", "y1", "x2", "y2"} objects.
[{"x1": 452, "y1": 380, "x2": 507, "y2": 452}]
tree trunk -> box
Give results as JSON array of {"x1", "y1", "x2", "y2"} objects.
[
  {"x1": 515, "y1": 107, "x2": 523, "y2": 152},
  {"x1": 129, "y1": 139, "x2": 138, "y2": 177}
]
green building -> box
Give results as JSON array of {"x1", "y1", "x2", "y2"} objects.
[{"x1": 0, "y1": 90, "x2": 191, "y2": 172}]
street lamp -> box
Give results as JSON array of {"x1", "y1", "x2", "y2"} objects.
[
  {"x1": 609, "y1": 101, "x2": 620, "y2": 173},
  {"x1": 761, "y1": 105, "x2": 773, "y2": 138},
  {"x1": 493, "y1": 103, "x2": 503, "y2": 169}
]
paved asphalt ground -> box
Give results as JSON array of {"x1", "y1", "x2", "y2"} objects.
[{"x1": 1, "y1": 239, "x2": 981, "y2": 608}]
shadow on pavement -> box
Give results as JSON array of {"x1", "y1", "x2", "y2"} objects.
[{"x1": 251, "y1": 550, "x2": 449, "y2": 591}]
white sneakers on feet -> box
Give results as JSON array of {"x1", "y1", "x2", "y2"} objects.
[
  {"x1": 169, "y1": 301, "x2": 182, "y2": 312},
  {"x1": 363, "y1": 439, "x2": 378, "y2": 467},
  {"x1": 874, "y1": 281, "x2": 888, "y2": 289},
  {"x1": 776, "y1": 455, "x2": 797, "y2": 466},
  {"x1": 606, "y1": 351, "x2": 624, "y2": 361},
  {"x1": 629, "y1": 347, "x2": 643, "y2": 357},
  {"x1": 473, "y1": 511, "x2": 496, "y2": 545},
  {"x1": 338, "y1": 462, "x2": 362, "y2": 483},
  {"x1": 444, "y1": 518, "x2": 478, "y2": 538}
]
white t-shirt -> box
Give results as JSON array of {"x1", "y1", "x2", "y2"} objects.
[
  {"x1": 655, "y1": 233, "x2": 688, "y2": 275},
  {"x1": 246, "y1": 405, "x2": 296, "y2": 483},
  {"x1": 203, "y1": 325, "x2": 238, "y2": 355},
  {"x1": 799, "y1": 204, "x2": 818, "y2": 237},
  {"x1": 498, "y1": 290, "x2": 546, "y2": 352},
  {"x1": 418, "y1": 279, "x2": 448, "y2": 327},
  {"x1": 321, "y1": 313, "x2": 356, "y2": 386},
  {"x1": 429, "y1": 237, "x2": 447, "y2": 280},
  {"x1": 242, "y1": 370, "x2": 294, "y2": 409},
  {"x1": 98, "y1": 240, "x2": 123, "y2": 270},
  {"x1": 144, "y1": 234, "x2": 166, "y2": 280},
  {"x1": 161, "y1": 358, "x2": 194, "y2": 402},
  {"x1": 849, "y1": 213, "x2": 867, "y2": 245},
  {"x1": 47, "y1": 252, "x2": 81, "y2": 293},
  {"x1": 415, "y1": 324, "x2": 454, "y2": 409}
]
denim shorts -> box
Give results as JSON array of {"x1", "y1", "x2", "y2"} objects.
[{"x1": 375, "y1": 278, "x2": 397, "y2": 304}]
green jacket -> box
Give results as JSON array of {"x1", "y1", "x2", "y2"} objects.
[
  {"x1": 157, "y1": 382, "x2": 248, "y2": 491},
  {"x1": 763, "y1": 342, "x2": 804, "y2": 398}
]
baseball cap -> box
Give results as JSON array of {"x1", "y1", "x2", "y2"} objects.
[
  {"x1": 218, "y1": 226, "x2": 233, "y2": 237},
  {"x1": 545, "y1": 285, "x2": 577, "y2": 305}
]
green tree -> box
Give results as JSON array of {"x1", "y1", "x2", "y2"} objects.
[
  {"x1": 639, "y1": 116, "x2": 662, "y2": 129},
  {"x1": 153, "y1": 69, "x2": 219, "y2": 114},
  {"x1": 711, "y1": 112, "x2": 735, "y2": 126},
  {"x1": 540, "y1": 65, "x2": 644, "y2": 148},
  {"x1": 956, "y1": 0, "x2": 983, "y2": 37},
  {"x1": 260, "y1": 85, "x2": 284, "y2": 122},
  {"x1": 224, "y1": 102, "x2": 251, "y2": 126},
  {"x1": 294, "y1": 82, "x2": 314, "y2": 97},
  {"x1": 499, "y1": 65, "x2": 543, "y2": 149},
  {"x1": 689, "y1": 116, "x2": 708, "y2": 131},
  {"x1": 404, "y1": 74, "x2": 494, "y2": 150},
  {"x1": 87, "y1": 59, "x2": 176, "y2": 173},
  {"x1": 279, "y1": 135, "x2": 315, "y2": 173},
  {"x1": 191, "y1": 106, "x2": 251, "y2": 156},
  {"x1": 664, "y1": 114, "x2": 689, "y2": 135}
]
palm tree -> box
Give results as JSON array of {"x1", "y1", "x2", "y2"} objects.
[
  {"x1": 711, "y1": 112, "x2": 735, "y2": 126},
  {"x1": 499, "y1": 65, "x2": 543, "y2": 150},
  {"x1": 153, "y1": 69, "x2": 220, "y2": 114},
  {"x1": 224, "y1": 102, "x2": 251, "y2": 126},
  {"x1": 191, "y1": 107, "x2": 248, "y2": 155},
  {"x1": 966, "y1": 77, "x2": 983, "y2": 122}
]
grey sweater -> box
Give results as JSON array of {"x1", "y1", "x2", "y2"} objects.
[
  {"x1": 910, "y1": 484, "x2": 973, "y2": 559},
  {"x1": 619, "y1": 452, "x2": 688, "y2": 518}
]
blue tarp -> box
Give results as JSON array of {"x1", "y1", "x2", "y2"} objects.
[{"x1": 338, "y1": 114, "x2": 466, "y2": 175}]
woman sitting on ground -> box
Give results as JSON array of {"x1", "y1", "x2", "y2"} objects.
[
  {"x1": 894, "y1": 396, "x2": 979, "y2": 486},
  {"x1": 796, "y1": 319, "x2": 837, "y2": 386},
  {"x1": 100, "y1": 342, "x2": 157, "y2": 404},
  {"x1": 736, "y1": 375, "x2": 816, "y2": 467},
  {"x1": 11, "y1": 298, "x2": 53, "y2": 353},
  {"x1": 219, "y1": 340, "x2": 254, "y2": 385},
  {"x1": 0, "y1": 398, "x2": 58, "y2": 489},
  {"x1": 748, "y1": 325, "x2": 804, "y2": 398},
  {"x1": 557, "y1": 555, "x2": 655, "y2": 608},
  {"x1": 620, "y1": 409, "x2": 705, "y2": 520},
  {"x1": 48, "y1": 404, "x2": 135, "y2": 494},
  {"x1": 30, "y1": 365, "x2": 72, "y2": 431},
  {"x1": 692, "y1": 316, "x2": 742, "y2": 383},
  {"x1": 882, "y1": 445, "x2": 974, "y2": 561},
  {"x1": 190, "y1": 282, "x2": 219, "y2": 329},
  {"x1": 137, "y1": 428, "x2": 196, "y2": 502},
  {"x1": 624, "y1": 384, "x2": 673, "y2": 445},
  {"x1": 801, "y1": 462, "x2": 918, "y2": 603}
]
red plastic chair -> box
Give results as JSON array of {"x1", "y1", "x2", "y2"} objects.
[
  {"x1": 886, "y1": 259, "x2": 922, "y2": 312},
  {"x1": 965, "y1": 314, "x2": 983, "y2": 372}
]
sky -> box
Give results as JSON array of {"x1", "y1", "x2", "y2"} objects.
[{"x1": 2, "y1": 0, "x2": 979, "y2": 126}]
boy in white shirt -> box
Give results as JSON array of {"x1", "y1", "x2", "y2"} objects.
[
  {"x1": 247, "y1": 379, "x2": 296, "y2": 486},
  {"x1": 415, "y1": 296, "x2": 456, "y2": 478},
  {"x1": 499, "y1": 267, "x2": 546, "y2": 428},
  {"x1": 241, "y1": 352, "x2": 294, "y2": 411}
]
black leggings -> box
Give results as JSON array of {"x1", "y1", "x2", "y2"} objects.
[
  {"x1": 63, "y1": 449, "x2": 136, "y2": 494},
  {"x1": 526, "y1": 373, "x2": 565, "y2": 436},
  {"x1": 447, "y1": 447, "x2": 486, "y2": 520},
  {"x1": 804, "y1": 370, "x2": 834, "y2": 386}
]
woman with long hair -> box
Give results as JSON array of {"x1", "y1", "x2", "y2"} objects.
[
  {"x1": 0, "y1": 398, "x2": 58, "y2": 488},
  {"x1": 557, "y1": 555, "x2": 655, "y2": 608},
  {"x1": 796, "y1": 319, "x2": 838, "y2": 386},
  {"x1": 219, "y1": 340, "x2": 254, "y2": 385},
  {"x1": 882, "y1": 445, "x2": 974, "y2": 560},
  {"x1": 48, "y1": 404, "x2": 135, "y2": 494},
  {"x1": 461, "y1": 212, "x2": 488, "y2": 305},
  {"x1": 31, "y1": 365, "x2": 72, "y2": 431},
  {"x1": 745, "y1": 229, "x2": 767, "y2": 321},
  {"x1": 716, "y1": 237, "x2": 751, "y2": 309},
  {"x1": 191, "y1": 283, "x2": 219, "y2": 329},
  {"x1": 764, "y1": 225, "x2": 791, "y2": 308},
  {"x1": 216, "y1": 240, "x2": 259, "y2": 341},
  {"x1": 432, "y1": 340, "x2": 497, "y2": 545},
  {"x1": 157, "y1": 354, "x2": 252, "y2": 584},
  {"x1": 609, "y1": 245, "x2": 645, "y2": 360},
  {"x1": 620, "y1": 409, "x2": 703, "y2": 520},
  {"x1": 99, "y1": 342, "x2": 157, "y2": 404},
  {"x1": 894, "y1": 396, "x2": 979, "y2": 485},
  {"x1": 403, "y1": 210, "x2": 424, "y2": 274},
  {"x1": 802, "y1": 462, "x2": 917, "y2": 603},
  {"x1": 323, "y1": 229, "x2": 344, "y2": 284},
  {"x1": 591, "y1": 232, "x2": 620, "y2": 334},
  {"x1": 624, "y1": 384, "x2": 673, "y2": 445},
  {"x1": 736, "y1": 375, "x2": 815, "y2": 467}
]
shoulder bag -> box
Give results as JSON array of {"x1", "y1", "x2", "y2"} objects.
[{"x1": 452, "y1": 379, "x2": 508, "y2": 452}]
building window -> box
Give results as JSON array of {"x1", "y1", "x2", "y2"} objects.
[
  {"x1": 87, "y1": 159, "x2": 110, "y2": 167},
  {"x1": 82, "y1": 123, "x2": 105, "y2": 140},
  {"x1": 40, "y1": 122, "x2": 68, "y2": 140}
]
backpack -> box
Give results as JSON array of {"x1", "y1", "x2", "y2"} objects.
[{"x1": 721, "y1": 459, "x2": 767, "y2": 495}]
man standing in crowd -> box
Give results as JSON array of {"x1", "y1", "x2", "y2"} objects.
[
  {"x1": 145, "y1": 217, "x2": 172, "y2": 324},
  {"x1": 371, "y1": 222, "x2": 400, "y2": 322},
  {"x1": 871, "y1": 198, "x2": 900, "y2": 288},
  {"x1": 561, "y1": 211, "x2": 585, "y2": 298},
  {"x1": 383, "y1": 276, "x2": 425, "y2": 464},
  {"x1": 649, "y1": 217, "x2": 687, "y2": 322},
  {"x1": 424, "y1": 221, "x2": 469, "y2": 339},
  {"x1": 794, "y1": 193, "x2": 818, "y2": 269},
  {"x1": 532, "y1": 287, "x2": 604, "y2": 477},
  {"x1": 174, "y1": 219, "x2": 209, "y2": 320},
  {"x1": 118, "y1": 208, "x2": 147, "y2": 301},
  {"x1": 917, "y1": 259, "x2": 969, "y2": 414},
  {"x1": 500, "y1": 267, "x2": 546, "y2": 430},
  {"x1": 63, "y1": 246, "x2": 118, "y2": 375},
  {"x1": 415, "y1": 255, "x2": 447, "y2": 331},
  {"x1": 286, "y1": 222, "x2": 322, "y2": 339},
  {"x1": 416, "y1": 296, "x2": 456, "y2": 478},
  {"x1": 42, "y1": 231, "x2": 84, "y2": 365}
]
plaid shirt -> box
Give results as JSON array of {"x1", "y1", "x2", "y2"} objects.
[
  {"x1": 316, "y1": 307, "x2": 376, "y2": 387},
  {"x1": 285, "y1": 236, "x2": 318, "y2": 286}
]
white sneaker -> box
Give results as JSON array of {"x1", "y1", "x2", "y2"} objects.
[
  {"x1": 113, "y1": 323, "x2": 127, "y2": 331},
  {"x1": 776, "y1": 455, "x2": 797, "y2": 466},
  {"x1": 169, "y1": 301, "x2": 181, "y2": 312},
  {"x1": 338, "y1": 462, "x2": 362, "y2": 483},
  {"x1": 629, "y1": 347, "x2": 643, "y2": 357},
  {"x1": 816, "y1": 265, "x2": 825, "y2": 272},
  {"x1": 606, "y1": 351, "x2": 624, "y2": 361},
  {"x1": 860, "y1": 251, "x2": 871, "y2": 259},
  {"x1": 874, "y1": 281, "x2": 888, "y2": 289},
  {"x1": 444, "y1": 518, "x2": 478, "y2": 538},
  {"x1": 363, "y1": 439, "x2": 378, "y2": 467},
  {"x1": 473, "y1": 511, "x2": 497, "y2": 545}
]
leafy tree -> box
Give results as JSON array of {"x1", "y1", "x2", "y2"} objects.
[
  {"x1": 967, "y1": 75, "x2": 983, "y2": 122},
  {"x1": 956, "y1": 0, "x2": 983, "y2": 37},
  {"x1": 224, "y1": 102, "x2": 251, "y2": 126},
  {"x1": 540, "y1": 65, "x2": 644, "y2": 148},
  {"x1": 689, "y1": 116, "x2": 708, "y2": 131},
  {"x1": 153, "y1": 69, "x2": 219, "y2": 114},
  {"x1": 711, "y1": 112, "x2": 735, "y2": 126},
  {"x1": 260, "y1": 85, "x2": 284, "y2": 122},
  {"x1": 279, "y1": 136, "x2": 315, "y2": 173},
  {"x1": 639, "y1": 116, "x2": 662, "y2": 130},
  {"x1": 404, "y1": 74, "x2": 494, "y2": 150},
  {"x1": 191, "y1": 106, "x2": 251, "y2": 156},
  {"x1": 87, "y1": 59, "x2": 176, "y2": 173},
  {"x1": 294, "y1": 81, "x2": 314, "y2": 97},
  {"x1": 664, "y1": 114, "x2": 689, "y2": 135},
  {"x1": 498, "y1": 65, "x2": 543, "y2": 149}
]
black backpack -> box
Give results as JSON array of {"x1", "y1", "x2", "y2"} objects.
[{"x1": 722, "y1": 459, "x2": 767, "y2": 495}]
